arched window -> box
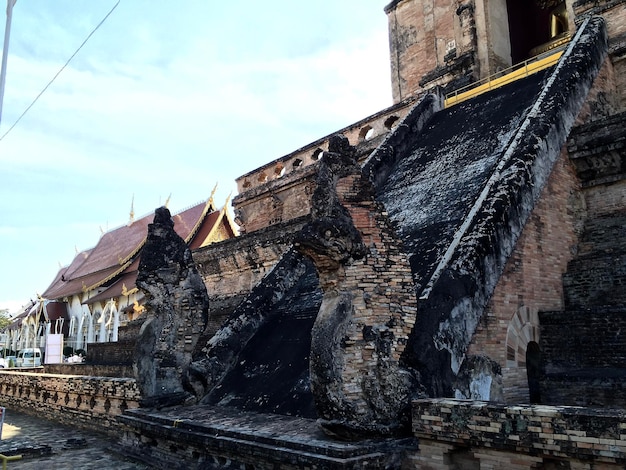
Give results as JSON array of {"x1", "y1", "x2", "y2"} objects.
[
  {"x1": 505, "y1": 306, "x2": 541, "y2": 403},
  {"x1": 311, "y1": 148, "x2": 323, "y2": 161},
  {"x1": 274, "y1": 164, "x2": 285, "y2": 178},
  {"x1": 384, "y1": 116, "x2": 399, "y2": 130},
  {"x1": 358, "y1": 125, "x2": 375, "y2": 142}
]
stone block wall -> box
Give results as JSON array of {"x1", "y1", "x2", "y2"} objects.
[
  {"x1": 411, "y1": 398, "x2": 626, "y2": 469},
  {"x1": 467, "y1": 150, "x2": 583, "y2": 403},
  {"x1": 0, "y1": 370, "x2": 140, "y2": 435}
]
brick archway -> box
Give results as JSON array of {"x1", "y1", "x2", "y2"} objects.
[
  {"x1": 505, "y1": 306, "x2": 540, "y2": 368},
  {"x1": 503, "y1": 306, "x2": 541, "y2": 402}
]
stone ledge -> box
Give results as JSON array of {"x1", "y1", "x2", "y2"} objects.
[
  {"x1": 413, "y1": 399, "x2": 626, "y2": 464},
  {"x1": 119, "y1": 406, "x2": 416, "y2": 469}
]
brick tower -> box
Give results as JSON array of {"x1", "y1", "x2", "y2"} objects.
[{"x1": 385, "y1": 0, "x2": 574, "y2": 102}]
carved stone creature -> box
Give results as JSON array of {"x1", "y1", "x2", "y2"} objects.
[
  {"x1": 296, "y1": 135, "x2": 418, "y2": 438},
  {"x1": 135, "y1": 207, "x2": 209, "y2": 407}
]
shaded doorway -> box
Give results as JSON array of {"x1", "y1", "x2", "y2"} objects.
[
  {"x1": 506, "y1": 0, "x2": 568, "y2": 64},
  {"x1": 526, "y1": 341, "x2": 542, "y2": 404}
]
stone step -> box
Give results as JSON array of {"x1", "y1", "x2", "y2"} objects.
[{"x1": 118, "y1": 406, "x2": 415, "y2": 469}]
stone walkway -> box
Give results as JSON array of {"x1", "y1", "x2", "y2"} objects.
[{"x1": 0, "y1": 408, "x2": 147, "y2": 469}]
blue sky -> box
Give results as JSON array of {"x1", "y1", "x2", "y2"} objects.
[{"x1": 0, "y1": 1, "x2": 392, "y2": 314}]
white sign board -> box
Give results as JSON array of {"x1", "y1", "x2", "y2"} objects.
[{"x1": 45, "y1": 334, "x2": 64, "y2": 364}]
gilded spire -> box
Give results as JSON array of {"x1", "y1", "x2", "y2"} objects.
[
  {"x1": 128, "y1": 194, "x2": 135, "y2": 225},
  {"x1": 209, "y1": 183, "x2": 218, "y2": 209},
  {"x1": 224, "y1": 191, "x2": 233, "y2": 208},
  {"x1": 165, "y1": 193, "x2": 172, "y2": 208}
]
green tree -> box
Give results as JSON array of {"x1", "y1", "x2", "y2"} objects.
[{"x1": 0, "y1": 309, "x2": 12, "y2": 330}]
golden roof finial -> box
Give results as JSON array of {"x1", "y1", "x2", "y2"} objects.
[
  {"x1": 165, "y1": 193, "x2": 172, "y2": 208},
  {"x1": 128, "y1": 194, "x2": 135, "y2": 225},
  {"x1": 209, "y1": 183, "x2": 218, "y2": 208}
]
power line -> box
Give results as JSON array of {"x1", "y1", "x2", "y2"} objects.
[{"x1": 0, "y1": 0, "x2": 120, "y2": 142}]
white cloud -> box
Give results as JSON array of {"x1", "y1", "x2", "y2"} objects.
[{"x1": 0, "y1": 1, "x2": 393, "y2": 307}]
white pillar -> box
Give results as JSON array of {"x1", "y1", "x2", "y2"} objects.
[
  {"x1": 75, "y1": 315, "x2": 84, "y2": 350},
  {"x1": 112, "y1": 305, "x2": 119, "y2": 342}
]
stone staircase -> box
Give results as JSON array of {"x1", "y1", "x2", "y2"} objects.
[{"x1": 539, "y1": 113, "x2": 626, "y2": 407}]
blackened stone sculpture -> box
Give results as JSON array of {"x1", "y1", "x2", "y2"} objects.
[
  {"x1": 296, "y1": 135, "x2": 417, "y2": 438},
  {"x1": 135, "y1": 207, "x2": 209, "y2": 406}
]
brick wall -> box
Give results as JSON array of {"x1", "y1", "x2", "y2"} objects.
[
  {"x1": 468, "y1": 149, "x2": 583, "y2": 403},
  {"x1": 0, "y1": 370, "x2": 140, "y2": 435},
  {"x1": 540, "y1": 309, "x2": 626, "y2": 407},
  {"x1": 336, "y1": 172, "x2": 417, "y2": 374},
  {"x1": 233, "y1": 164, "x2": 318, "y2": 234},
  {"x1": 574, "y1": 0, "x2": 626, "y2": 114},
  {"x1": 86, "y1": 340, "x2": 136, "y2": 366},
  {"x1": 44, "y1": 363, "x2": 134, "y2": 378},
  {"x1": 411, "y1": 398, "x2": 626, "y2": 469},
  {"x1": 298, "y1": 153, "x2": 418, "y2": 432},
  {"x1": 386, "y1": 0, "x2": 477, "y2": 101},
  {"x1": 193, "y1": 217, "x2": 307, "y2": 298}
]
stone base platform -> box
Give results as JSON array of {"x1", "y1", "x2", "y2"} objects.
[{"x1": 117, "y1": 405, "x2": 416, "y2": 469}]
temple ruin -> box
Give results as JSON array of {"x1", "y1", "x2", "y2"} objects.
[{"x1": 2, "y1": 0, "x2": 626, "y2": 468}]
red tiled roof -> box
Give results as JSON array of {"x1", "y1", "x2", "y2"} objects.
[
  {"x1": 188, "y1": 210, "x2": 221, "y2": 249},
  {"x1": 42, "y1": 199, "x2": 226, "y2": 302},
  {"x1": 4, "y1": 300, "x2": 68, "y2": 330},
  {"x1": 86, "y1": 268, "x2": 139, "y2": 304}
]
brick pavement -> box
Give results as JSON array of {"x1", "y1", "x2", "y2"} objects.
[{"x1": 0, "y1": 408, "x2": 147, "y2": 469}]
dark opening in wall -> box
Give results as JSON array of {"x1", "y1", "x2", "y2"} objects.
[
  {"x1": 506, "y1": 0, "x2": 567, "y2": 63},
  {"x1": 311, "y1": 148, "x2": 323, "y2": 161},
  {"x1": 526, "y1": 341, "x2": 542, "y2": 404}
]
